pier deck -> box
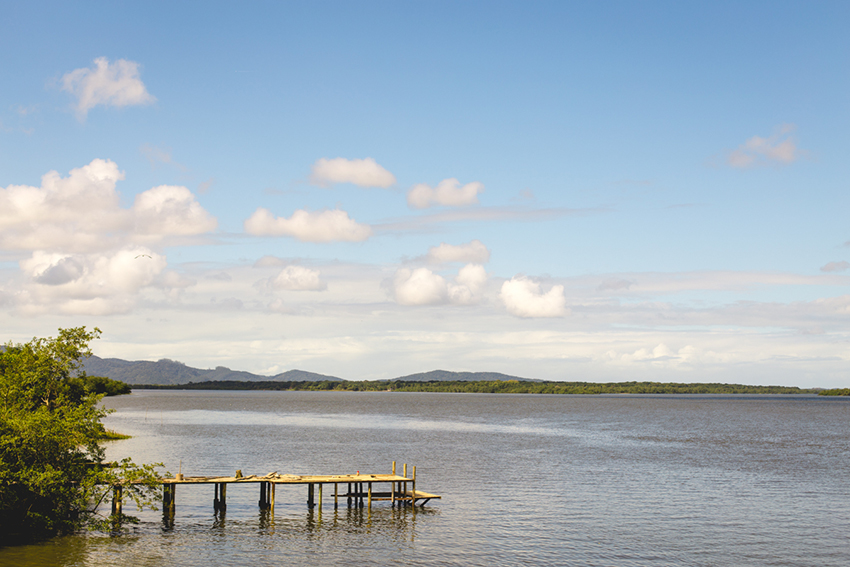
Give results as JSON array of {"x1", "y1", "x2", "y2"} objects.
[{"x1": 148, "y1": 462, "x2": 439, "y2": 521}]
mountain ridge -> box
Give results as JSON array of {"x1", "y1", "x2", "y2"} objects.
[{"x1": 80, "y1": 356, "x2": 538, "y2": 385}]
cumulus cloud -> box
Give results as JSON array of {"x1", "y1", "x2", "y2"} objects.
[
  {"x1": 271, "y1": 265, "x2": 326, "y2": 291},
  {"x1": 0, "y1": 159, "x2": 217, "y2": 316},
  {"x1": 243, "y1": 208, "x2": 372, "y2": 242},
  {"x1": 393, "y1": 268, "x2": 448, "y2": 305},
  {"x1": 449, "y1": 264, "x2": 487, "y2": 304},
  {"x1": 727, "y1": 124, "x2": 802, "y2": 168},
  {"x1": 61, "y1": 57, "x2": 155, "y2": 120},
  {"x1": 500, "y1": 275, "x2": 567, "y2": 318},
  {"x1": 133, "y1": 185, "x2": 217, "y2": 236},
  {"x1": 310, "y1": 157, "x2": 396, "y2": 188},
  {"x1": 820, "y1": 261, "x2": 850, "y2": 273},
  {"x1": 0, "y1": 159, "x2": 216, "y2": 253},
  {"x1": 427, "y1": 240, "x2": 490, "y2": 264},
  {"x1": 393, "y1": 264, "x2": 487, "y2": 306},
  {"x1": 0, "y1": 158, "x2": 127, "y2": 251},
  {"x1": 18, "y1": 247, "x2": 166, "y2": 315},
  {"x1": 407, "y1": 178, "x2": 484, "y2": 209}
]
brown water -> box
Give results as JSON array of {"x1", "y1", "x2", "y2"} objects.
[{"x1": 2, "y1": 391, "x2": 848, "y2": 566}]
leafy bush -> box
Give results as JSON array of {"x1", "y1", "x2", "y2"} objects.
[{"x1": 0, "y1": 327, "x2": 160, "y2": 544}]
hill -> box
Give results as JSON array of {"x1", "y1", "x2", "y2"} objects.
[
  {"x1": 392, "y1": 370, "x2": 542, "y2": 382},
  {"x1": 80, "y1": 357, "x2": 541, "y2": 386},
  {"x1": 81, "y1": 355, "x2": 343, "y2": 385}
]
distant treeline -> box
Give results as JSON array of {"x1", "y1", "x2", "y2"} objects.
[
  {"x1": 818, "y1": 388, "x2": 850, "y2": 396},
  {"x1": 133, "y1": 380, "x2": 816, "y2": 395},
  {"x1": 74, "y1": 374, "x2": 132, "y2": 396}
]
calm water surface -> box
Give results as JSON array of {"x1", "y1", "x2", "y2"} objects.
[{"x1": 2, "y1": 391, "x2": 848, "y2": 566}]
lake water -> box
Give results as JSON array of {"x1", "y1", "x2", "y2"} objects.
[{"x1": 2, "y1": 391, "x2": 848, "y2": 566}]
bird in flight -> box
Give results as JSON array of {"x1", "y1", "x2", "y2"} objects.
[{"x1": 135, "y1": 254, "x2": 152, "y2": 259}]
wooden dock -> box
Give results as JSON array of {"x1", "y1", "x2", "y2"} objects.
[{"x1": 150, "y1": 462, "x2": 439, "y2": 520}]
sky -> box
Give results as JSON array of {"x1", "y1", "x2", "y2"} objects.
[{"x1": 1, "y1": 1, "x2": 849, "y2": 387}]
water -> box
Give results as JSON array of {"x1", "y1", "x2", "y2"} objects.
[{"x1": 2, "y1": 391, "x2": 848, "y2": 566}]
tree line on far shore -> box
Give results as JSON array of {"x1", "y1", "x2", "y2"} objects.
[{"x1": 135, "y1": 379, "x2": 820, "y2": 395}]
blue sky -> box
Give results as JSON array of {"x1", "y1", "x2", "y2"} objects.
[{"x1": 2, "y1": 1, "x2": 849, "y2": 386}]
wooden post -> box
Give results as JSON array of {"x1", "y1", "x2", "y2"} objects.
[
  {"x1": 318, "y1": 483, "x2": 323, "y2": 511},
  {"x1": 259, "y1": 482, "x2": 266, "y2": 508},
  {"x1": 163, "y1": 484, "x2": 175, "y2": 519},
  {"x1": 219, "y1": 483, "x2": 226, "y2": 511},
  {"x1": 270, "y1": 482, "x2": 275, "y2": 513},
  {"x1": 391, "y1": 461, "x2": 397, "y2": 507},
  {"x1": 368, "y1": 482, "x2": 372, "y2": 509},
  {"x1": 412, "y1": 466, "x2": 417, "y2": 506},
  {"x1": 112, "y1": 485, "x2": 123, "y2": 516},
  {"x1": 334, "y1": 483, "x2": 338, "y2": 510},
  {"x1": 214, "y1": 483, "x2": 219, "y2": 512},
  {"x1": 307, "y1": 483, "x2": 314, "y2": 508},
  {"x1": 347, "y1": 483, "x2": 352, "y2": 508}
]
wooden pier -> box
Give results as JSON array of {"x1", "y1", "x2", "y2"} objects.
[{"x1": 149, "y1": 462, "x2": 439, "y2": 520}]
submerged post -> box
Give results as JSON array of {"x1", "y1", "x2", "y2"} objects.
[{"x1": 111, "y1": 485, "x2": 123, "y2": 516}]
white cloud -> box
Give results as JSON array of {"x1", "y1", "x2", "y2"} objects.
[
  {"x1": 448, "y1": 264, "x2": 487, "y2": 305},
  {"x1": 820, "y1": 261, "x2": 850, "y2": 273},
  {"x1": 0, "y1": 159, "x2": 216, "y2": 253},
  {"x1": 61, "y1": 57, "x2": 155, "y2": 120},
  {"x1": 0, "y1": 160, "x2": 218, "y2": 316},
  {"x1": 727, "y1": 124, "x2": 802, "y2": 168},
  {"x1": 0, "y1": 158, "x2": 127, "y2": 252},
  {"x1": 272, "y1": 265, "x2": 326, "y2": 291},
  {"x1": 393, "y1": 268, "x2": 448, "y2": 305},
  {"x1": 17, "y1": 247, "x2": 166, "y2": 315},
  {"x1": 407, "y1": 178, "x2": 484, "y2": 209},
  {"x1": 500, "y1": 275, "x2": 567, "y2": 318},
  {"x1": 310, "y1": 157, "x2": 396, "y2": 188},
  {"x1": 133, "y1": 185, "x2": 217, "y2": 236},
  {"x1": 393, "y1": 264, "x2": 487, "y2": 306},
  {"x1": 244, "y1": 208, "x2": 372, "y2": 242},
  {"x1": 427, "y1": 240, "x2": 490, "y2": 264}
]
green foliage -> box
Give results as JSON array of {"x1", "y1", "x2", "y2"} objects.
[
  {"x1": 71, "y1": 374, "x2": 132, "y2": 397},
  {"x1": 818, "y1": 388, "x2": 850, "y2": 396},
  {"x1": 137, "y1": 379, "x2": 813, "y2": 395},
  {"x1": 0, "y1": 327, "x2": 161, "y2": 544}
]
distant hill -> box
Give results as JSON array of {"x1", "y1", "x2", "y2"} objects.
[
  {"x1": 80, "y1": 356, "x2": 538, "y2": 386},
  {"x1": 81, "y1": 355, "x2": 344, "y2": 385},
  {"x1": 391, "y1": 370, "x2": 542, "y2": 382}
]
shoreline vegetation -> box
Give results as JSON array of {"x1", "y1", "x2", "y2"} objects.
[
  {"x1": 0, "y1": 327, "x2": 161, "y2": 545},
  {"x1": 132, "y1": 380, "x2": 829, "y2": 395}
]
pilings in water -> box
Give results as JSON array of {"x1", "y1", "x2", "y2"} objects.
[{"x1": 156, "y1": 462, "x2": 439, "y2": 522}]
